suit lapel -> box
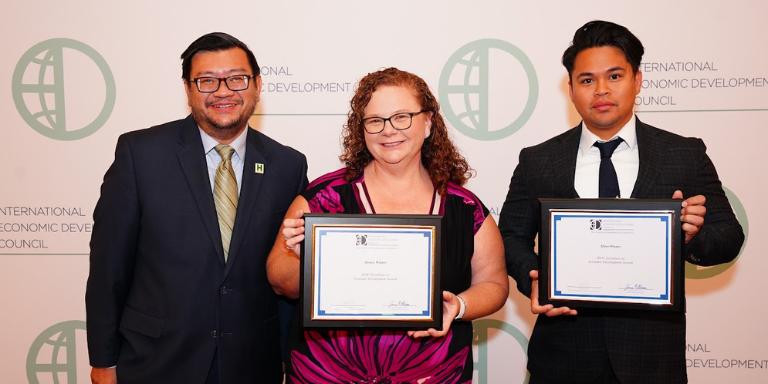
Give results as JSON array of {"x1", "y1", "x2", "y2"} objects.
[
  {"x1": 176, "y1": 115, "x2": 226, "y2": 265},
  {"x1": 552, "y1": 126, "x2": 581, "y2": 198},
  {"x1": 224, "y1": 128, "x2": 267, "y2": 276},
  {"x1": 631, "y1": 119, "x2": 665, "y2": 198}
]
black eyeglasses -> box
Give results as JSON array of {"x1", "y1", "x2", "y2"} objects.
[
  {"x1": 187, "y1": 75, "x2": 255, "y2": 93},
  {"x1": 362, "y1": 111, "x2": 427, "y2": 134}
]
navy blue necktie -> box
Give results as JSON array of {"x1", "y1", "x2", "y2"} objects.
[{"x1": 594, "y1": 138, "x2": 624, "y2": 198}]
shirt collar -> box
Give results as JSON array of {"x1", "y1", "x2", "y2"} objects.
[
  {"x1": 199, "y1": 126, "x2": 248, "y2": 159},
  {"x1": 579, "y1": 114, "x2": 638, "y2": 156}
]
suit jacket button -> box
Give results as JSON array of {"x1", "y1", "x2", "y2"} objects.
[
  {"x1": 211, "y1": 330, "x2": 217, "y2": 338},
  {"x1": 220, "y1": 286, "x2": 227, "y2": 294}
]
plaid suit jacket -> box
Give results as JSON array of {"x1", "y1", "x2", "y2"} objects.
[{"x1": 498, "y1": 118, "x2": 744, "y2": 384}]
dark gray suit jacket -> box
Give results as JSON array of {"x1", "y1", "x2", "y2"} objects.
[
  {"x1": 499, "y1": 119, "x2": 743, "y2": 384},
  {"x1": 86, "y1": 115, "x2": 308, "y2": 384}
]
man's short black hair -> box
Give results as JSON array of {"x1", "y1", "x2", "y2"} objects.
[
  {"x1": 562, "y1": 20, "x2": 644, "y2": 80},
  {"x1": 181, "y1": 32, "x2": 260, "y2": 80}
]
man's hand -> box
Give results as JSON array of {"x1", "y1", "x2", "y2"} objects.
[
  {"x1": 91, "y1": 367, "x2": 117, "y2": 384},
  {"x1": 672, "y1": 190, "x2": 706, "y2": 244},
  {"x1": 530, "y1": 270, "x2": 576, "y2": 316}
]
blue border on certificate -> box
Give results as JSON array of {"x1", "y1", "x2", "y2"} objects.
[
  {"x1": 552, "y1": 214, "x2": 671, "y2": 302},
  {"x1": 315, "y1": 227, "x2": 433, "y2": 318}
]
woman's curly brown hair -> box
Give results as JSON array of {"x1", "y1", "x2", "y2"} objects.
[{"x1": 339, "y1": 67, "x2": 474, "y2": 194}]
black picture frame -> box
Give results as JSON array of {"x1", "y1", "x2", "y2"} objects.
[
  {"x1": 538, "y1": 198, "x2": 684, "y2": 312},
  {"x1": 300, "y1": 213, "x2": 444, "y2": 329}
]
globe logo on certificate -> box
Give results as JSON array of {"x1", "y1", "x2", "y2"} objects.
[
  {"x1": 356, "y1": 234, "x2": 368, "y2": 246},
  {"x1": 26, "y1": 320, "x2": 87, "y2": 384},
  {"x1": 590, "y1": 219, "x2": 603, "y2": 231},
  {"x1": 13, "y1": 38, "x2": 116, "y2": 141},
  {"x1": 439, "y1": 39, "x2": 538, "y2": 141}
]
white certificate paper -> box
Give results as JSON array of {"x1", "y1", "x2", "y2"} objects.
[
  {"x1": 549, "y1": 211, "x2": 674, "y2": 305},
  {"x1": 312, "y1": 226, "x2": 435, "y2": 320}
]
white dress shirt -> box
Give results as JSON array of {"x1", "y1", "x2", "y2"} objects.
[{"x1": 574, "y1": 115, "x2": 640, "y2": 198}]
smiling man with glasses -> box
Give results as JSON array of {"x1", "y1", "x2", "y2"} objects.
[{"x1": 86, "y1": 32, "x2": 308, "y2": 384}]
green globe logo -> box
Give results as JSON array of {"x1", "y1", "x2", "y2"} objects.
[
  {"x1": 27, "y1": 320, "x2": 87, "y2": 384},
  {"x1": 439, "y1": 39, "x2": 538, "y2": 141},
  {"x1": 685, "y1": 187, "x2": 748, "y2": 279},
  {"x1": 473, "y1": 319, "x2": 530, "y2": 384},
  {"x1": 13, "y1": 38, "x2": 116, "y2": 141}
]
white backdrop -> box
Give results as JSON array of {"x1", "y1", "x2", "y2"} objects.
[{"x1": 2, "y1": 1, "x2": 765, "y2": 383}]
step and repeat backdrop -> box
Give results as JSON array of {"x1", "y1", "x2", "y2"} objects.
[{"x1": 1, "y1": 1, "x2": 765, "y2": 383}]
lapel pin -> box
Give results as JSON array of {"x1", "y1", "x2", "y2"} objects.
[{"x1": 255, "y1": 163, "x2": 265, "y2": 174}]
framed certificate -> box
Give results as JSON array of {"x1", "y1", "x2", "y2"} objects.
[
  {"x1": 300, "y1": 213, "x2": 444, "y2": 329},
  {"x1": 538, "y1": 199, "x2": 684, "y2": 312}
]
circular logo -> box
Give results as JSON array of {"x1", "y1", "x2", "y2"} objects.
[
  {"x1": 473, "y1": 319, "x2": 530, "y2": 383},
  {"x1": 13, "y1": 38, "x2": 116, "y2": 141},
  {"x1": 27, "y1": 320, "x2": 87, "y2": 384},
  {"x1": 439, "y1": 39, "x2": 538, "y2": 141},
  {"x1": 685, "y1": 187, "x2": 749, "y2": 279}
]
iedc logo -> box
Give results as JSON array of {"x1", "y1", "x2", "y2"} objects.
[
  {"x1": 473, "y1": 319, "x2": 530, "y2": 384},
  {"x1": 439, "y1": 39, "x2": 538, "y2": 141},
  {"x1": 27, "y1": 320, "x2": 87, "y2": 384},
  {"x1": 13, "y1": 38, "x2": 116, "y2": 141},
  {"x1": 685, "y1": 187, "x2": 749, "y2": 279}
]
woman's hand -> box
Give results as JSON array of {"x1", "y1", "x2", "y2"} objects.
[
  {"x1": 282, "y1": 209, "x2": 305, "y2": 255},
  {"x1": 267, "y1": 196, "x2": 311, "y2": 299},
  {"x1": 407, "y1": 291, "x2": 462, "y2": 339}
]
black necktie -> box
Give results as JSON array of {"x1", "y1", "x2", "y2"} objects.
[{"x1": 594, "y1": 138, "x2": 624, "y2": 198}]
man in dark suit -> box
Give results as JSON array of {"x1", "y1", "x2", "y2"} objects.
[
  {"x1": 499, "y1": 21, "x2": 744, "y2": 384},
  {"x1": 86, "y1": 32, "x2": 308, "y2": 384}
]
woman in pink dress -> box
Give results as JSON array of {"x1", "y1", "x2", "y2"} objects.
[{"x1": 267, "y1": 67, "x2": 509, "y2": 384}]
